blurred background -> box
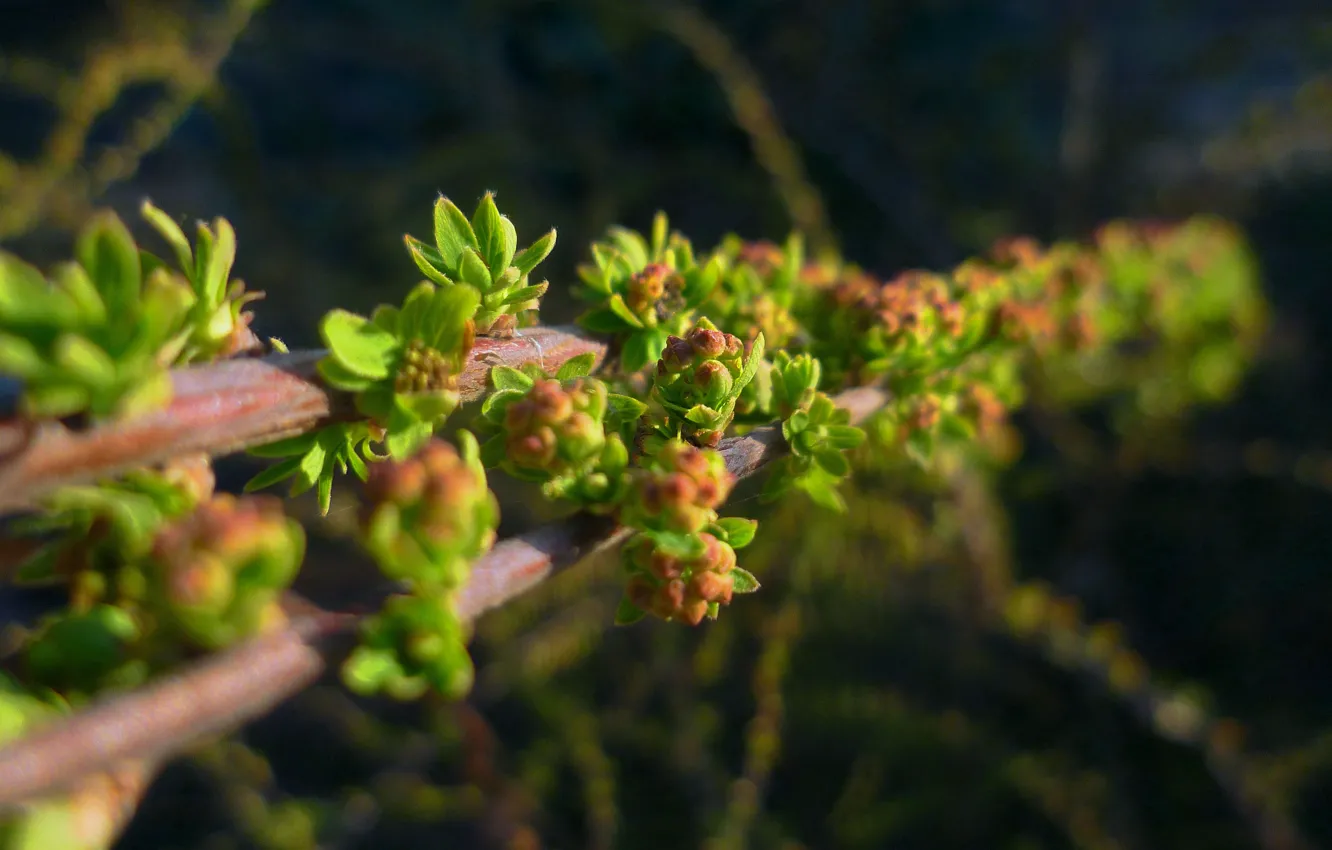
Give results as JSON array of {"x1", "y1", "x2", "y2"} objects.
[{"x1": 2, "y1": 1, "x2": 1332, "y2": 848}]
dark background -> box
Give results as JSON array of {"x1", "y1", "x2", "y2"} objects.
[{"x1": 2, "y1": 1, "x2": 1331, "y2": 848}]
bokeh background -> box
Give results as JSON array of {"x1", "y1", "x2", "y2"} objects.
[{"x1": 2, "y1": 1, "x2": 1332, "y2": 848}]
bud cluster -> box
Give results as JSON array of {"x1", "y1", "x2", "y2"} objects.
[
  {"x1": 651, "y1": 317, "x2": 765, "y2": 448},
  {"x1": 573, "y1": 212, "x2": 723, "y2": 372},
  {"x1": 147, "y1": 494, "x2": 305, "y2": 650},
  {"x1": 480, "y1": 360, "x2": 644, "y2": 513},
  {"x1": 359, "y1": 433, "x2": 498, "y2": 589},
  {"x1": 801, "y1": 266, "x2": 980, "y2": 390},
  {"x1": 394, "y1": 338, "x2": 464, "y2": 396},
  {"x1": 341, "y1": 593, "x2": 473, "y2": 701},
  {"x1": 624, "y1": 532, "x2": 738, "y2": 626},
  {"x1": 620, "y1": 439, "x2": 733, "y2": 534},
  {"x1": 503, "y1": 378, "x2": 608, "y2": 477}
]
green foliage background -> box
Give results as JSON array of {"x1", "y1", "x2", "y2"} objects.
[{"x1": 2, "y1": 1, "x2": 1332, "y2": 848}]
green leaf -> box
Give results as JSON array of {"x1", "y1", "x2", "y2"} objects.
[
  {"x1": 815, "y1": 448, "x2": 851, "y2": 478},
  {"x1": 425, "y1": 283, "x2": 480, "y2": 353},
  {"x1": 0, "y1": 332, "x2": 46, "y2": 376},
  {"x1": 577, "y1": 307, "x2": 630, "y2": 334},
  {"x1": 396, "y1": 389, "x2": 456, "y2": 423},
  {"x1": 905, "y1": 429, "x2": 935, "y2": 466},
  {"x1": 730, "y1": 332, "x2": 765, "y2": 403},
  {"x1": 317, "y1": 470, "x2": 334, "y2": 516},
  {"x1": 620, "y1": 331, "x2": 658, "y2": 373},
  {"x1": 645, "y1": 529, "x2": 707, "y2": 559},
  {"x1": 370, "y1": 304, "x2": 401, "y2": 334},
  {"x1": 140, "y1": 200, "x2": 194, "y2": 275},
  {"x1": 491, "y1": 365, "x2": 534, "y2": 392},
  {"x1": 291, "y1": 439, "x2": 329, "y2": 496},
  {"x1": 606, "y1": 294, "x2": 645, "y2": 329},
  {"x1": 200, "y1": 217, "x2": 236, "y2": 306},
  {"x1": 497, "y1": 283, "x2": 547, "y2": 307},
  {"x1": 802, "y1": 476, "x2": 848, "y2": 512},
  {"x1": 458, "y1": 247, "x2": 493, "y2": 292},
  {"x1": 472, "y1": 192, "x2": 513, "y2": 278},
  {"x1": 650, "y1": 212, "x2": 668, "y2": 258},
  {"x1": 556, "y1": 352, "x2": 597, "y2": 381},
  {"x1": 684, "y1": 405, "x2": 719, "y2": 426},
  {"x1": 23, "y1": 383, "x2": 89, "y2": 418},
  {"x1": 824, "y1": 424, "x2": 866, "y2": 450},
  {"x1": 614, "y1": 597, "x2": 646, "y2": 626},
  {"x1": 714, "y1": 517, "x2": 758, "y2": 549},
  {"x1": 49, "y1": 261, "x2": 107, "y2": 326},
  {"x1": 316, "y1": 356, "x2": 377, "y2": 392},
  {"x1": 783, "y1": 411, "x2": 809, "y2": 442},
  {"x1": 481, "y1": 388, "x2": 523, "y2": 422},
  {"x1": 76, "y1": 211, "x2": 141, "y2": 320},
  {"x1": 52, "y1": 335, "x2": 116, "y2": 388},
  {"x1": 249, "y1": 431, "x2": 320, "y2": 459},
  {"x1": 730, "y1": 568, "x2": 761, "y2": 594},
  {"x1": 607, "y1": 227, "x2": 649, "y2": 269},
  {"x1": 606, "y1": 393, "x2": 648, "y2": 424},
  {"x1": 387, "y1": 417, "x2": 433, "y2": 461},
  {"x1": 320, "y1": 310, "x2": 397, "y2": 379},
  {"x1": 404, "y1": 235, "x2": 453, "y2": 286},
  {"x1": 244, "y1": 455, "x2": 303, "y2": 493},
  {"x1": 432, "y1": 196, "x2": 477, "y2": 271},
  {"x1": 513, "y1": 229, "x2": 556, "y2": 276}
]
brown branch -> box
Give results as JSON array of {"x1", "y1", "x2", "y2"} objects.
[
  {"x1": 0, "y1": 326, "x2": 607, "y2": 512},
  {"x1": 0, "y1": 384, "x2": 890, "y2": 811}
]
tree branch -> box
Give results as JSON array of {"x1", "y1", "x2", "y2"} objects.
[
  {"x1": 0, "y1": 384, "x2": 890, "y2": 811},
  {"x1": 0, "y1": 325, "x2": 608, "y2": 512}
]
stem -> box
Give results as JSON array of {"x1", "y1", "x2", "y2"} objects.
[
  {"x1": 0, "y1": 384, "x2": 890, "y2": 810},
  {"x1": 0, "y1": 326, "x2": 607, "y2": 512}
]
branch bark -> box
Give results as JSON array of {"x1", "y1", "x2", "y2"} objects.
[
  {"x1": 0, "y1": 384, "x2": 890, "y2": 811},
  {"x1": 0, "y1": 325, "x2": 608, "y2": 512}
]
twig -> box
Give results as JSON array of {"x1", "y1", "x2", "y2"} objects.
[
  {"x1": 0, "y1": 384, "x2": 890, "y2": 810},
  {"x1": 0, "y1": 326, "x2": 607, "y2": 512}
]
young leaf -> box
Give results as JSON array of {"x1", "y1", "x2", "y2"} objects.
[
  {"x1": 614, "y1": 597, "x2": 646, "y2": 626},
  {"x1": 458, "y1": 247, "x2": 493, "y2": 292},
  {"x1": 140, "y1": 200, "x2": 194, "y2": 274},
  {"x1": 513, "y1": 229, "x2": 556, "y2": 276},
  {"x1": 481, "y1": 388, "x2": 523, "y2": 422},
  {"x1": 471, "y1": 193, "x2": 513, "y2": 277},
  {"x1": 491, "y1": 365, "x2": 535, "y2": 391},
  {"x1": 77, "y1": 211, "x2": 141, "y2": 319},
  {"x1": 824, "y1": 424, "x2": 866, "y2": 451},
  {"x1": 577, "y1": 308, "x2": 630, "y2": 334},
  {"x1": 479, "y1": 433, "x2": 508, "y2": 468},
  {"x1": 730, "y1": 568, "x2": 761, "y2": 594},
  {"x1": 244, "y1": 455, "x2": 302, "y2": 493},
  {"x1": 497, "y1": 283, "x2": 547, "y2": 307},
  {"x1": 620, "y1": 331, "x2": 658, "y2": 373},
  {"x1": 815, "y1": 448, "x2": 851, "y2": 478},
  {"x1": 606, "y1": 393, "x2": 648, "y2": 424},
  {"x1": 320, "y1": 310, "x2": 397, "y2": 379},
  {"x1": 433, "y1": 196, "x2": 477, "y2": 270},
  {"x1": 730, "y1": 332, "x2": 766, "y2": 402},
  {"x1": 713, "y1": 517, "x2": 758, "y2": 549},
  {"x1": 556, "y1": 352, "x2": 597, "y2": 381},
  {"x1": 404, "y1": 235, "x2": 453, "y2": 286},
  {"x1": 607, "y1": 294, "x2": 645, "y2": 329}
]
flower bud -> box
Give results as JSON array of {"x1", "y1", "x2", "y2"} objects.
[
  {"x1": 689, "y1": 570, "x2": 733, "y2": 605},
  {"x1": 626, "y1": 264, "x2": 673, "y2": 313},
  {"x1": 149, "y1": 494, "x2": 304, "y2": 649},
  {"x1": 360, "y1": 436, "x2": 498, "y2": 588},
  {"x1": 693, "y1": 360, "x2": 734, "y2": 404}
]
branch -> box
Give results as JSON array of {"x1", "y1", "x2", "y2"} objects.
[
  {"x1": 0, "y1": 384, "x2": 891, "y2": 810},
  {"x1": 0, "y1": 326, "x2": 607, "y2": 512}
]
